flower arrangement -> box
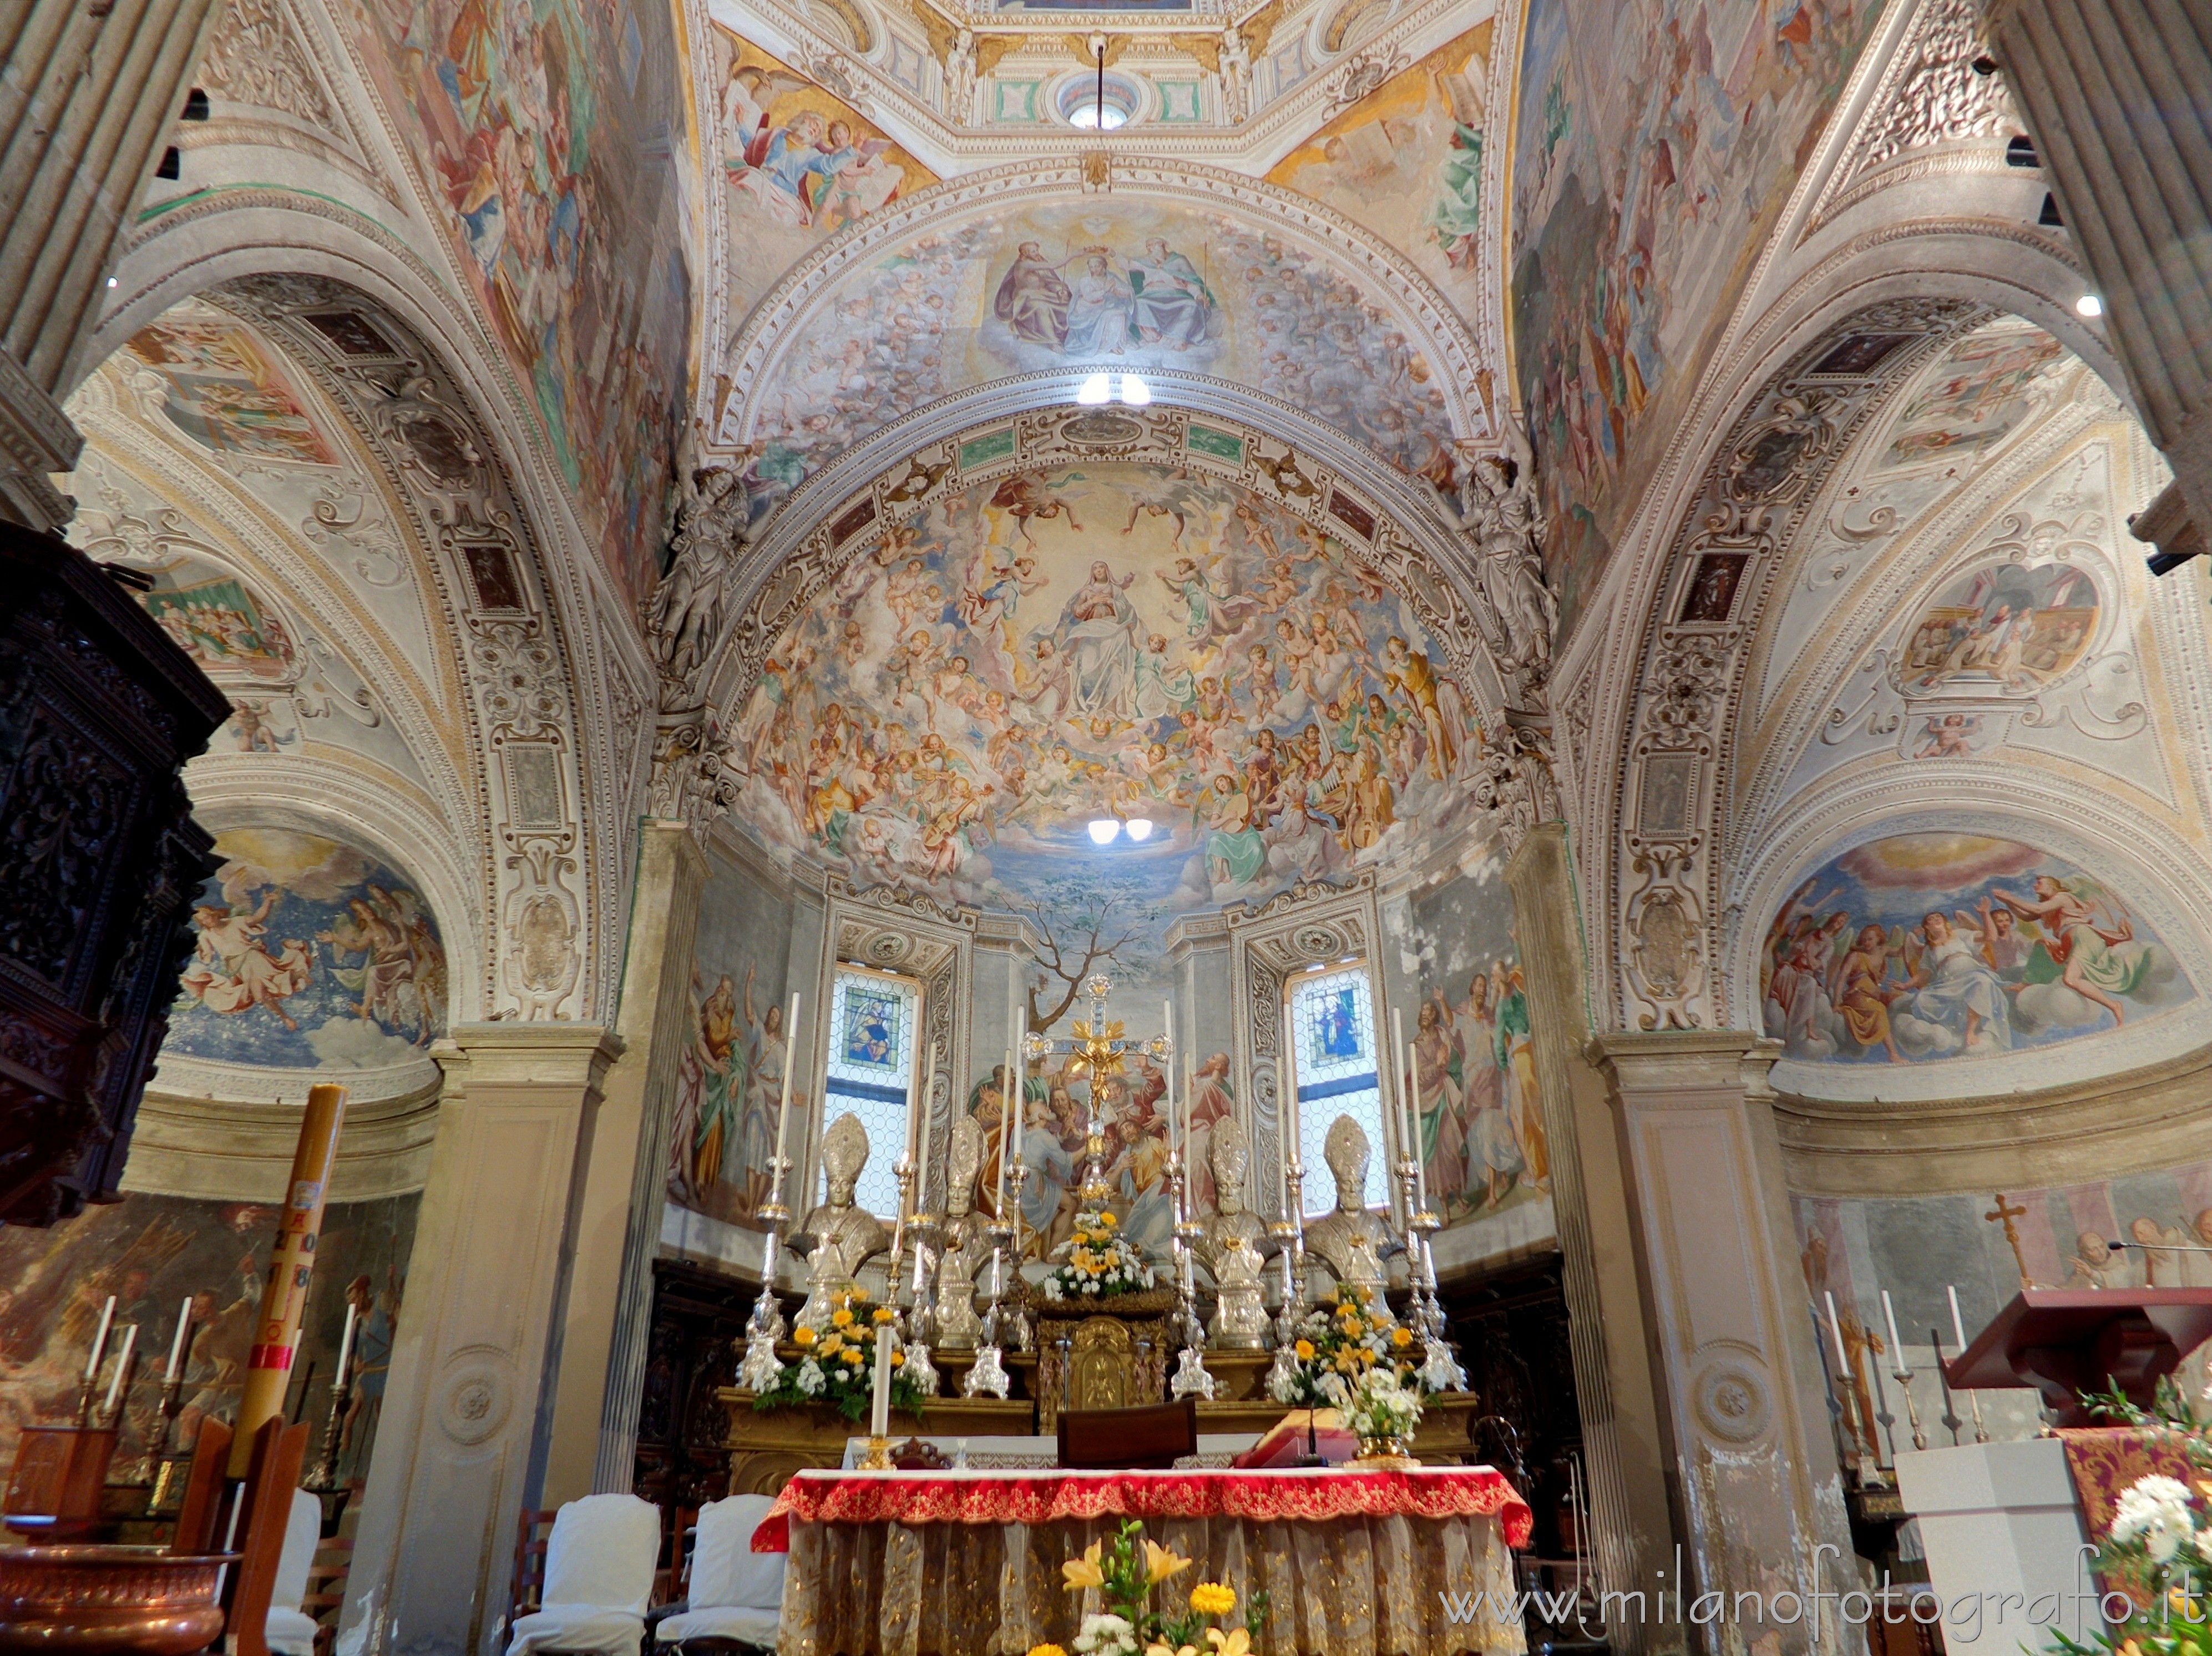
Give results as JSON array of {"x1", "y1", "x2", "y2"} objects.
[
  {"x1": 1266, "y1": 1281, "x2": 1423, "y2": 1416},
  {"x1": 2048, "y1": 1380, "x2": 2212, "y2": 1655},
  {"x1": 1041, "y1": 1208, "x2": 1157, "y2": 1303},
  {"x1": 1032, "y1": 1519, "x2": 1267, "y2": 1656},
  {"x1": 748, "y1": 1287, "x2": 928, "y2": 1424}
]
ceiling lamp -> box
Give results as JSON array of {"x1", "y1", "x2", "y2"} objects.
[
  {"x1": 1076, "y1": 372, "x2": 1112, "y2": 405},
  {"x1": 1125, "y1": 818, "x2": 1154, "y2": 841},
  {"x1": 1086, "y1": 819, "x2": 1120, "y2": 845},
  {"x1": 2076, "y1": 292, "x2": 2104, "y2": 317},
  {"x1": 1119, "y1": 375, "x2": 1151, "y2": 406}
]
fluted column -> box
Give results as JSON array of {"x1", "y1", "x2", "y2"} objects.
[
  {"x1": 1981, "y1": 0, "x2": 2212, "y2": 553},
  {"x1": 1588, "y1": 1032, "x2": 1866, "y2": 1656},
  {"x1": 0, "y1": 0, "x2": 223, "y2": 529},
  {"x1": 1505, "y1": 823, "x2": 1683, "y2": 1656}
]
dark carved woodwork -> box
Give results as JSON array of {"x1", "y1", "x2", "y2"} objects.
[
  {"x1": 1440, "y1": 1258, "x2": 1583, "y2": 1562},
  {"x1": 0, "y1": 526, "x2": 225, "y2": 1226},
  {"x1": 632, "y1": 1260, "x2": 752, "y2": 1512}
]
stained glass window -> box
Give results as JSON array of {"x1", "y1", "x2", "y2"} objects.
[
  {"x1": 1285, "y1": 965, "x2": 1388, "y2": 1218},
  {"x1": 824, "y1": 966, "x2": 922, "y2": 1219}
]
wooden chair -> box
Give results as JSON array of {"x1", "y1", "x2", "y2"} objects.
[
  {"x1": 1056, "y1": 1398, "x2": 1198, "y2": 1471},
  {"x1": 510, "y1": 1507, "x2": 558, "y2": 1617},
  {"x1": 654, "y1": 1504, "x2": 697, "y2": 1604},
  {"x1": 303, "y1": 1536, "x2": 353, "y2": 1656}
]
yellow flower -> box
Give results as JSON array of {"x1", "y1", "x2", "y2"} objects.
[
  {"x1": 1188, "y1": 1582, "x2": 1237, "y2": 1617},
  {"x1": 874, "y1": 1306, "x2": 896, "y2": 1325},
  {"x1": 793, "y1": 1325, "x2": 818, "y2": 1347},
  {"x1": 1294, "y1": 1339, "x2": 1314, "y2": 1361},
  {"x1": 890, "y1": 1350, "x2": 906, "y2": 1367},
  {"x1": 1061, "y1": 1541, "x2": 1105, "y2": 1592},
  {"x1": 842, "y1": 1347, "x2": 865, "y2": 1365},
  {"x1": 832, "y1": 1308, "x2": 854, "y2": 1328},
  {"x1": 1143, "y1": 1539, "x2": 1192, "y2": 1584},
  {"x1": 821, "y1": 1334, "x2": 844, "y2": 1355},
  {"x1": 1147, "y1": 1645, "x2": 1198, "y2": 1656},
  {"x1": 1097, "y1": 1211, "x2": 1117, "y2": 1228},
  {"x1": 1206, "y1": 1630, "x2": 1251, "y2": 1656},
  {"x1": 1392, "y1": 1327, "x2": 1412, "y2": 1348},
  {"x1": 1029, "y1": 1646, "x2": 1070, "y2": 1656}
]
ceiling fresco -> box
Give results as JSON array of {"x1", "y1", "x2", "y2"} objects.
[
  {"x1": 1264, "y1": 24, "x2": 1494, "y2": 334},
  {"x1": 713, "y1": 24, "x2": 939, "y2": 324},
  {"x1": 1510, "y1": 0, "x2": 1886, "y2": 635},
  {"x1": 722, "y1": 460, "x2": 1490, "y2": 921},
  {"x1": 722, "y1": 193, "x2": 1467, "y2": 518}
]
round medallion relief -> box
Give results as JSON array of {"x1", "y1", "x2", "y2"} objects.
[
  {"x1": 439, "y1": 1361, "x2": 514, "y2": 1446},
  {"x1": 1691, "y1": 1362, "x2": 1771, "y2": 1445}
]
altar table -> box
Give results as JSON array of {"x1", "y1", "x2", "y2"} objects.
[{"x1": 755, "y1": 1467, "x2": 1533, "y2": 1656}]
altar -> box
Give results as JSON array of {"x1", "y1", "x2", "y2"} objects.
[{"x1": 751, "y1": 1466, "x2": 1532, "y2": 1656}]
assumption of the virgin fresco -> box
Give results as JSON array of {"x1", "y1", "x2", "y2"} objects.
[{"x1": 724, "y1": 463, "x2": 1489, "y2": 917}]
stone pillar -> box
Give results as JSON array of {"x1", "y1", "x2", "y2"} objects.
[
  {"x1": 338, "y1": 1023, "x2": 624, "y2": 1656},
  {"x1": 1588, "y1": 1032, "x2": 1866, "y2": 1656},
  {"x1": 1978, "y1": 0, "x2": 2212, "y2": 556},
  {"x1": 541, "y1": 822, "x2": 707, "y2": 1501},
  {"x1": 1506, "y1": 823, "x2": 1684, "y2": 1656},
  {"x1": 0, "y1": 0, "x2": 224, "y2": 529}
]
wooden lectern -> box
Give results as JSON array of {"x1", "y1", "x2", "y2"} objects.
[{"x1": 1944, "y1": 1288, "x2": 2212, "y2": 1427}]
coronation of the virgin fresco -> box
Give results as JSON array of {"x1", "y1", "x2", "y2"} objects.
[
  {"x1": 1761, "y1": 834, "x2": 2195, "y2": 1065},
  {"x1": 726, "y1": 463, "x2": 1486, "y2": 910},
  {"x1": 731, "y1": 210, "x2": 1462, "y2": 517}
]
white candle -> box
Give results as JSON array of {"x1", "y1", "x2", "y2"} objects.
[
  {"x1": 771, "y1": 994, "x2": 801, "y2": 1201},
  {"x1": 1825, "y1": 1291, "x2": 1850, "y2": 1371},
  {"x1": 332, "y1": 1299, "x2": 359, "y2": 1396},
  {"x1": 1405, "y1": 1048, "x2": 1427, "y2": 1211},
  {"x1": 1880, "y1": 1289, "x2": 1906, "y2": 1372},
  {"x1": 1948, "y1": 1285, "x2": 1968, "y2": 1352},
  {"x1": 85, "y1": 1296, "x2": 115, "y2": 1383},
  {"x1": 1183, "y1": 1055, "x2": 1196, "y2": 1172},
  {"x1": 1163, "y1": 1001, "x2": 1177, "y2": 1163},
  {"x1": 164, "y1": 1297, "x2": 193, "y2": 1385},
  {"x1": 999, "y1": 1047, "x2": 1014, "y2": 1211},
  {"x1": 870, "y1": 1324, "x2": 893, "y2": 1440},
  {"x1": 915, "y1": 1041, "x2": 938, "y2": 1207},
  {"x1": 103, "y1": 1324, "x2": 137, "y2": 1417}
]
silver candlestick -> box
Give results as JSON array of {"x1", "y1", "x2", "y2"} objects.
[
  {"x1": 738, "y1": 1153, "x2": 792, "y2": 1392},
  {"x1": 962, "y1": 1215, "x2": 1015, "y2": 1400},
  {"x1": 1167, "y1": 1144, "x2": 1215, "y2": 1400}
]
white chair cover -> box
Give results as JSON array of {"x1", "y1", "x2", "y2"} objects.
[
  {"x1": 652, "y1": 1605, "x2": 780, "y2": 1648},
  {"x1": 262, "y1": 1488, "x2": 323, "y2": 1656},
  {"x1": 687, "y1": 1495, "x2": 783, "y2": 1612},
  {"x1": 504, "y1": 1493, "x2": 659, "y2": 1656}
]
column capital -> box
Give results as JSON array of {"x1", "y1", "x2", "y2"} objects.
[
  {"x1": 431, "y1": 1023, "x2": 626, "y2": 1094},
  {"x1": 1586, "y1": 1028, "x2": 1782, "y2": 1099}
]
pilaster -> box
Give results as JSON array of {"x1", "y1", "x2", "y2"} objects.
[
  {"x1": 338, "y1": 1022, "x2": 624, "y2": 1656},
  {"x1": 542, "y1": 821, "x2": 707, "y2": 1501},
  {"x1": 1506, "y1": 822, "x2": 1683, "y2": 1656},
  {"x1": 1589, "y1": 1031, "x2": 1865, "y2": 1656}
]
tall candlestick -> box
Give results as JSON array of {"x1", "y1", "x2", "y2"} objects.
[
  {"x1": 916, "y1": 1041, "x2": 939, "y2": 1206},
  {"x1": 772, "y1": 993, "x2": 801, "y2": 1205},
  {"x1": 1825, "y1": 1290, "x2": 1850, "y2": 1370},
  {"x1": 1405, "y1": 1047, "x2": 1427, "y2": 1211},
  {"x1": 999, "y1": 1047, "x2": 1014, "y2": 1211},
  {"x1": 1183, "y1": 1055, "x2": 1196, "y2": 1173},
  {"x1": 1947, "y1": 1285, "x2": 1968, "y2": 1351},
  {"x1": 164, "y1": 1296, "x2": 193, "y2": 1385},
  {"x1": 1880, "y1": 1290, "x2": 1906, "y2": 1373},
  {"x1": 1390, "y1": 1007, "x2": 1408, "y2": 1166},
  {"x1": 1281, "y1": 1027, "x2": 1301, "y2": 1216},
  {"x1": 103, "y1": 1324, "x2": 137, "y2": 1417},
  {"x1": 1163, "y1": 1001, "x2": 1177, "y2": 1163},
  {"x1": 870, "y1": 1324, "x2": 893, "y2": 1440},
  {"x1": 85, "y1": 1296, "x2": 116, "y2": 1383},
  {"x1": 332, "y1": 1299, "x2": 360, "y2": 1398}
]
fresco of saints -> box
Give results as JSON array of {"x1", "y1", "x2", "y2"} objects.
[
  {"x1": 739, "y1": 967, "x2": 790, "y2": 1212},
  {"x1": 993, "y1": 243, "x2": 1072, "y2": 348},
  {"x1": 1491, "y1": 961, "x2": 1547, "y2": 1189},
  {"x1": 691, "y1": 973, "x2": 742, "y2": 1196},
  {"x1": 1063, "y1": 254, "x2": 1136, "y2": 356},
  {"x1": 1184, "y1": 1052, "x2": 1235, "y2": 1214},
  {"x1": 1127, "y1": 238, "x2": 1215, "y2": 349}
]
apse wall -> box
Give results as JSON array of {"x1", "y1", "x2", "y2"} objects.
[
  {"x1": 669, "y1": 413, "x2": 1559, "y2": 1281},
  {"x1": 1706, "y1": 316, "x2": 2212, "y2": 1406}
]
